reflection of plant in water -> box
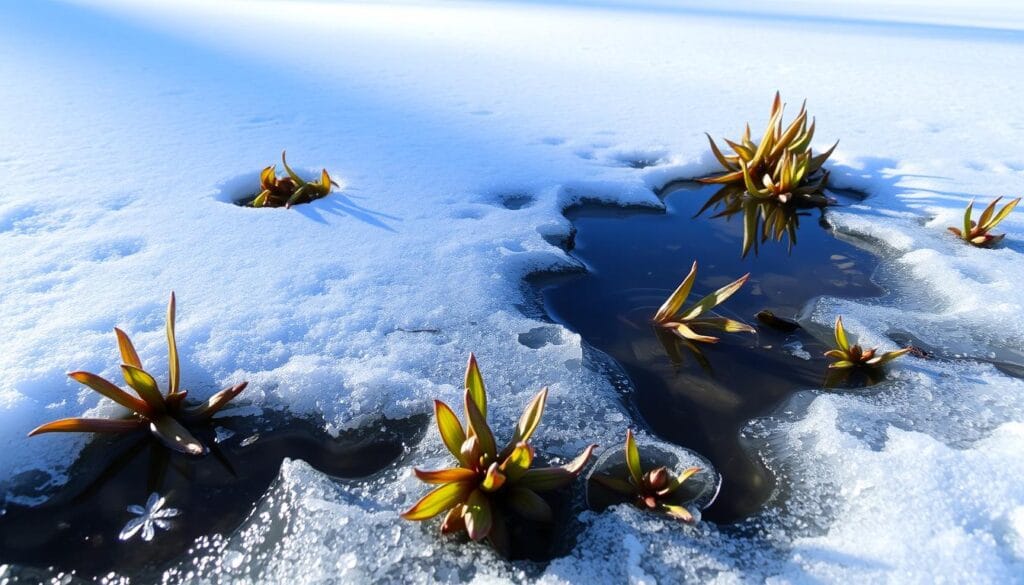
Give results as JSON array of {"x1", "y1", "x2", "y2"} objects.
[
  {"x1": 823, "y1": 364, "x2": 887, "y2": 389},
  {"x1": 28, "y1": 293, "x2": 248, "y2": 456},
  {"x1": 119, "y1": 492, "x2": 180, "y2": 542},
  {"x1": 695, "y1": 183, "x2": 827, "y2": 258},
  {"x1": 653, "y1": 327, "x2": 711, "y2": 371},
  {"x1": 947, "y1": 197, "x2": 1020, "y2": 248},
  {"x1": 652, "y1": 261, "x2": 755, "y2": 344},
  {"x1": 824, "y1": 316, "x2": 910, "y2": 369},
  {"x1": 250, "y1": 150, "x2": 338, "y2": 208},
  {"x1": 401, "y1": 354, "x2": 596, "y2": 556},
  {"x1": 590, "y1": 430, "x2": 701, "y2": 522},
  {"x1": 699, "y1": 92, "x2": 837, "y2": 204}
]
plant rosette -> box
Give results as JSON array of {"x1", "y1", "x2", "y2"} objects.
[{"x1": 585, "y1": 436, "x2": 720, "y2": 523}]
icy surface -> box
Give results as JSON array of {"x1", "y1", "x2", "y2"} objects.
[{"x1": 2, "y1": 0, "x2": 1024, "y2": 582}]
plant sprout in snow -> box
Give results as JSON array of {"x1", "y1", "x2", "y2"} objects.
[
  {"x1": 947, "y1": 197, "x2": 1020, "y2": 248},
  {"x1": 652, "y1": 261, "x2": 755, "y2": 344},
  {"x1": 119, "y1": 492, "x2": 180, "y2": 542},
  {"x1": 28, "y1": 292, "x2": 248, "y2": 456},
  {"x1": 401, "y1": 353, "x2": 597, "y2": 556},
  {"x1": 590, "y1": 430, "x2": 701, "y2": 522},
  {"x1": 250, "y1": 150, "x2": 338, "y2": 208},
  {"x1": 824, "y1": 316, "x2": 910, "y2": 369},
  {"x1": 699, "y1": 92, "x2": 836, "y2": 205}
]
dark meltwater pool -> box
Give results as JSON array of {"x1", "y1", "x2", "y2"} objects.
[
  {"x1": 0, "y1": 413, "x2": 425, "y2": 580},
  {"x1": 538, "y1": 182, "x2": 884, "y2": 522}
]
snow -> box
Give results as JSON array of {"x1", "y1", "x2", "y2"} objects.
[{"x1": 2, "y1": 0, "x2": 1024, "y2": 582}]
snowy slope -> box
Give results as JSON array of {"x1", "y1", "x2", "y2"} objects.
[{"x1": 1, "y1": 0, "x2": 1024, "y2": 582}]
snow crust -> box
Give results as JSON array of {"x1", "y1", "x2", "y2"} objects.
[{"x1": 2, "y1": 0, "x2": 1024, "y2": 582}]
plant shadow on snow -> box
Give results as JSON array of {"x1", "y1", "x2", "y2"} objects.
[
  {"x1": 215, "y1": 171, "x2": 401, "y2": 232},
  {"x1": 0, "y1": 412, "x2": 427, "y2": 581},
  {"x1": 524, "y1": 181, "x2": 894, "y2": 524}
]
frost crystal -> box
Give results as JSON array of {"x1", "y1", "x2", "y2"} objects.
[{"x1": 119, "y1": 493, "x2": 180, "y2": 542}]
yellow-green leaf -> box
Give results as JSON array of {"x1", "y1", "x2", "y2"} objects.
[
  {"x1": 653, "y1": 261, "x2": 697, "y2": 324},
  {"x1": 673, "y1": 322, "x2": 720, "y2": 344},
  {"x1": 434, "y1": 400, "x2": 467, "y2": 465},
  {"x1": 500, "y1": 441, "x2": 534, "y2": 481},
  {"x1": 464, "y1": 353, "x2": 487, "y2": 417},
  {"x1": 281, "y1": 150, "x2": 306, "y2": 186},
  {"x1": 464, "y1": 392, "x2": 496, "y2": 461},
  {"x1": 625, "y1": 429, "x2": 643, "y2": 486},
  {"x1": 834, "y1": 316, "x2": 850, "y2": 352},
  {"x1": 661, "y1": 503, "x2": 695, "y2": 523},
  {"x1": 401, "y1": 480, "x2": 474, "y2": 521},
  {"x1": 978, "y1": 197, "x2": 1000, "y2": 230},
  {"x1": 679, "y1": 273, "x2": 749, "y2": 321},
  {"x1": 660, "y1": 466, "x2": 701, "y2": 496},
  {"x1": 706, "y1": 134, "x2": 737, "y2": 171},
  {"x1": 121, "y1": 365, "x2": 166, "y2": 413},
  {"x1": 828, "y1": 360, "x2": 856, "y2": 369},
  {"x1": 511, "y1": 387, "x2": 547, "y2": 447},
  {"x1": 988, "y1": 197, "x2": 1020, "y2": 230}
]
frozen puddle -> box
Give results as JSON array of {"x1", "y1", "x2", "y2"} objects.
[
  {"x1": 0, "y1": 414, "x2": 423, "y2": 580},
  {"x1": 537, "y1": 183, "x2": 884, "y2": 522}
]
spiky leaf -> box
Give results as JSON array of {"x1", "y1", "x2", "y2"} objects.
[
  {"x1": 679, "y1": 273, "x2": 750, "y2": 321},
  {"x1": 434, "y1": 400, "x2": 467, "y2": 465},
  {"x1": 121, "y1": 365, "x2": 166, "y2": 413},
  {"x1": 114, "y1": 328, "x2": 142, "y2": 369},
  {"x1": 166, "y1": 293, "x2": 180, "y2": 396},
  {"x1": 401, "y1": 480, "x2": 474, "y2": 521},
  {"x1": 464, "y1": 353, "x2": 487, "y2": 417},
  {"x1": 464, "y1": 395, "x2": 496, "y2": 461},
  {"x1": 500, "y1": 442, "x2": 534, "y2": 481},
  {"x1": 834, "y1": 316, "x2": 850, "y2": 351},
  {"x1": 653, "y1": 262, "x2": 697, "y2": 323},
  {"x1": 414, "y1": 467, "x2": 477, "y2": 484},
  {"x1": 28, "y1": 417, "x2": 144, "y2": 436},
  {"x1": 625, "y1": 429, "x2": 643, "y2": 486},
  {"x1": 68, "y1": 371, "x2": 150, "y2": 415},
  {"x1": 517, "y1": 444, "x2": 596, "y2": 492}
]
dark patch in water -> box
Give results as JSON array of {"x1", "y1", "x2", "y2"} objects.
[
  {"x1": 0, "y1": 413, "x2": 425, "y2": 581},
  {"x1": 536, "y1": 182, "x2": 884, "y2": 522}
]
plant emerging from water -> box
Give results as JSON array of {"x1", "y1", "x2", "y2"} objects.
[
  {"x1": 28, "y1": 293, "x2": 248, "y2": 456},
  {"x1": 401, "y1": 354, "x2": 597, "y2": 555},
  {"x1": 699, "y1": 92, "x2": 837, "y2": 205},
  {"x1": 824, "y1": 316, "x2": 910, "y2": 369},
  {"x1": 947, "y1": 197, "x2": 1020, "y2": 248},
  {"x1": 250, "y1": 150, "x2": 338, "y2": 208},
  {"x1": 652, "y1": 261, "x2": 755, "y2": 344},
  {"x1": 590, "y1": 430, "x2": 701, "y2": 523}
]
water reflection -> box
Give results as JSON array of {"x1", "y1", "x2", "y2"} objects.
[{"x1": 693, "y1": 184, "x2": 832, "y2": 258}]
